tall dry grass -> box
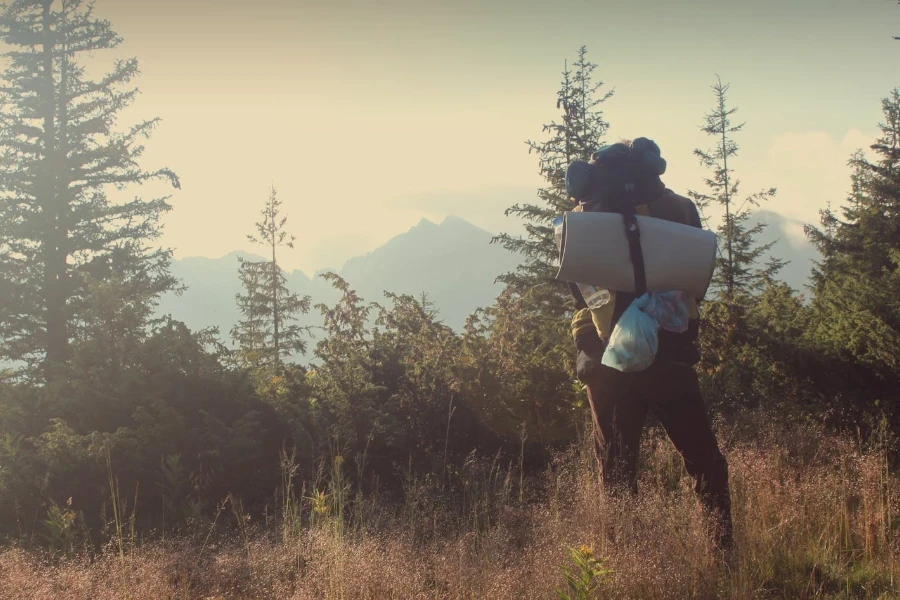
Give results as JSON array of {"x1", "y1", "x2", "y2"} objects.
[{"x1": 1, "y1": 414, "x2": 897, "y2": 599}]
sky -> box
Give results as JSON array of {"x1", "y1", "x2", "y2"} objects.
[{"x1": 83, "y1": 0, "x2": 900, "y2": 274}]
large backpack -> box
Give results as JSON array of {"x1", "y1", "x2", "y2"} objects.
[
  {"x1": 563, "y1": 138, "x2": 667, "y2": 309},
  {"x1": 563, "y1": 139, "x2": 703, "y2": 365}
]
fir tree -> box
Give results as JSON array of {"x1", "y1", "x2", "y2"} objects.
[
  {"x1": 231, "y1": 257, "x2": 269, "y2": 368},
  {"x1": 688, "y1": 76, "x2": 781, "y2": 303},
  {"x1": 805, "y1": 89, "x2": 900, "y2": 377},
  {"x1": 233, "y1": 186, "x2": 310, "y2": 368},
  {"x1": 493, "y1": 45, "x2": 613, "y2": 318},
  {"x1": 0, "y1": 0, "x2": 179, "y2": 379},
  {"x1": 485, "y1": 47, "x2": 612, "y2": 442},
  {"x1": 808, "y1": 90, "x2": 900, "y2": 282}
]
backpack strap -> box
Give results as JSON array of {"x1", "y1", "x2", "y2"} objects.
[
  {"x1": 564, "y1": 197, "x2": 649, "y2": 301},
  {"x1": 617, "y1": 199, "x2": 648, "y2": 297}
]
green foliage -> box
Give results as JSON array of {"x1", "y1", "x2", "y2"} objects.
[
  {"x1": 157, "y1": 454, "x2": 203, "y2": 529},
  {"x1": 556, "y1": 545, "x2": 611, "y2": 600},
  {"x1": 686, "y1": 77, "x2": 802, "y2": 419},
  {"x1": 0, "y1": 316, "x2": 297, "y2": 540},
  {"x1": 41, "y1": 499, "x2": 77, "y2": 556},
  {"x1": 459, "y1": 289, "x2": 580, "y2": 448},
  {"x1": 233, "y1": 186, "x2": 311, "y2": 370},
  {"x1": 697, "y1": 278, "x2": 824, "y2": 420},
  {"x1": 688, "y1": 76, "x2": 780, "y2": 302},
  {"x1": 0, "y1": 0, "x2": 179, "y2": 378},
  {"x1": 689, "y1": 89, "x2": 900, "y2": 432},
  {"x1": 307, "y1": 273, "x2": 499, "y2": 484},
  {"x1": 231, "y1": 257, "x2": 270, "y2": 368},
  {"x1": 486, "y1": 46, "x2": 612, "y2": 446},
  {"x1": 797, "y1": 89, "x2": 900, "y2": 425},
  {"x1": 806, "y1": 90, "x2": 900, "y2": 373},
  {"x1": 494, "y1": 45, "x2": 612, "y2": 317}
]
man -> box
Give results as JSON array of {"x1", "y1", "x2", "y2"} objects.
[{"x1": 565, "y1": 137, "x2": 733, "y2": 553}]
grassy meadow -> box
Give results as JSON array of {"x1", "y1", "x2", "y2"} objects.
[{"x1": 1, "y1": 414, "x2": 897, "y2": 600}]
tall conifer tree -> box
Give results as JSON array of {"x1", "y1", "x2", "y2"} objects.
[
  {"x1": 233, "y1": 186, "x2": 310, "y2": 368},
  {"x1": 0, "y1": 0, "x2": 179, "y2": 379},
  {"x1": 482, "y1": 47, "x2": 613, "y2": 444},
  {"x1": 805, "y1": 90, "x2": 900, "y2": 376},
  {"x1": 231, "y1": 257, "x2": 269, "y2": 368},
  {"x1": 493, "y1": 45, "x2": 612, "y2": 318},
  {"x1": 688, "y1": 76, "x2": 780, "y2": 303}
]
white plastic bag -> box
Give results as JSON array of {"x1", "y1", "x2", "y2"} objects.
[
  {"x1": 601, "y1": 291, "x2": 690, "y2": 372},
  {"x1": 601, "y1": 293, "x2": 658, "y2": 372}
]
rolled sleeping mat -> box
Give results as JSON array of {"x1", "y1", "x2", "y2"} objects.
[{"x1": 555, "y1": 211, "x2": 718, "y2": 298}]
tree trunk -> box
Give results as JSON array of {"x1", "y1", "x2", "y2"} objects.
[
  {"x1": 271, "y1": 236, "x2": 279, "y2": 369},
  {"x1": 41, "y1": 0, "x2": 68, "y2": 375},
  {"x1": 719, "y1": 90, "x2": 734, "y2": 301}
]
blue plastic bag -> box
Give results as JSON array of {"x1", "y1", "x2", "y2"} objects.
[
  {"x1": 601, "y1": 293, "x2": 658, "y2": 372},
  {"x1": 601, "y1": 291, "x2": 690, "y2": 372}
]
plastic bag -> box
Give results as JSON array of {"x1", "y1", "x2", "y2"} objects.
[
  {"x1": 644, "y1": 290, "x2": 690, "y2": 334},
  {"x1": 601, "y1": 291, "x2": 690, "y2": 372},
  {"x1": 601, "y1": 293, "x2": 658, "y2": 372}
]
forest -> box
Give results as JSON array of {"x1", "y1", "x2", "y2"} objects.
[{"x1": 1, "y1": 1, "x2": 899, "y2": 598}]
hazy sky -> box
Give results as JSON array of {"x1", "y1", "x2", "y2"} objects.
[{"x1": 88, "y1": 0, "x2": 900, "y2": 273}]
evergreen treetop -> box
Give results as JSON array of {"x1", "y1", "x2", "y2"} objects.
[
  {"x1": 493, "y1": 45, "x2": 612, "y2": 318},
  {"x1": 0, "y1": 0, "x2": 179, "y2": 379},
  {"x1": 688, "y1": 76, "x2": 780, "y2": 302}
]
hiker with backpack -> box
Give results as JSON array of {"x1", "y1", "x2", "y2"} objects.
[{"x1": 561, "y1": 138, "x2": 734, "y2": 553}]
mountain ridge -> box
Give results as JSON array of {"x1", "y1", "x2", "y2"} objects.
[
  {"x1": 155, "y1": 210, "x2": 819, "y2": 344},
  {"x1": 156, "y1": 215, "x2": 520, "y2": 339}
]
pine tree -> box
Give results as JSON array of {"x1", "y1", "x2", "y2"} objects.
[
  {"x1": 688, "y1": 76, "x2": 780, "y2": 303},
  {"x1": 808, "y1": 90, "x2": 900, "y2": 281},
  {"x1": 492, "y1": 45, "x2": 613, "y2": 318},
  {"x1": 234, "y1": 186, "x2": 310, "y2": 368},
  {"x1": 483, "y1": 47, "x2": 612, "y2": 443},
  {"x1": 805, "y1": 89, "x2": 900, "y2": 377},
  {"x1": 231, "y1": 257, "x2": 269, "y2": 368},
  {"x1": 0, "y1": 0, "x2": 179, "y2": 380}
]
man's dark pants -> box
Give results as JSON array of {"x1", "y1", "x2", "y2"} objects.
[{"x1": 582, "y1": 358, "x2": 733, "y2": 552}]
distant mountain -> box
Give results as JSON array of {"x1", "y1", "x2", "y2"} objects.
[
  {"x1": 155, "y1": 210, "x2": 820, "y2": 346},
  {"x1": 340, "y1": 215, "x2": 519, "y2": 327},
  {"x1": 156, "y1": 250, "x2": 270, "y2": 338},
  {"x1": 155, "y1": 216, "x2": 521, "y2": 343}
]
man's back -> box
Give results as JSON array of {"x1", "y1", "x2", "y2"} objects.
[{"x1": 570, "y1": 187, "x2": 704, "y2": 364}]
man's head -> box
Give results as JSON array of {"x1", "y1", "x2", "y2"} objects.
[{"x1": 565, "y1": 137, "x2": 667, "y2": 209}]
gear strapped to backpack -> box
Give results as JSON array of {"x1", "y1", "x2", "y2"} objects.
[
  {"x1": 563, "y1": 138, "x2": 666, "y2": 306},
  {"x1": 562, "y1": 138, "x2": 706, "y2": 375}
]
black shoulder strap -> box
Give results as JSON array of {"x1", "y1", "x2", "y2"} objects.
[{"x1": 618, "y1": 202, "x2": 648, "y2": 297}]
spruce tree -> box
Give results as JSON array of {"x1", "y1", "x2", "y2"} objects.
[
  {"x1": 484, "y1": 47, "x2": 612, "y2": 443},
  {"x1": 688, "y1": 77, "x2": 786, "y2": 400},
  {"x1": 493, "y1": 45, "x2": 613, "y2": 318},
  {"x1": 233, "y1": 186, "x2": 310, "y2": 368},
  {"x1": 805, "y1": 89, "x2": 900, "y2": 377},
  {"x1": 0, "y1": 0, "x2": 179, "y2": 380},
  {"x1": 231, "y1": 257, "x2": 269, "y2": 368},
  {"x1": 688, "y1": 76, "x2": 781, "y2": 303}
]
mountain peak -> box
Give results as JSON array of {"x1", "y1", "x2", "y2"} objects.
[
  {"x1": 441, "y1": 214, "x2": 469, "y2": 227},
  {"x1": 414, "y1": 217, "x2": 438, "y2": 230}
]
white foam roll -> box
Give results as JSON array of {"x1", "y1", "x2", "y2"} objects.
[{"x1": 555, "y1": 211, "x2": 718, "y2": 298}]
